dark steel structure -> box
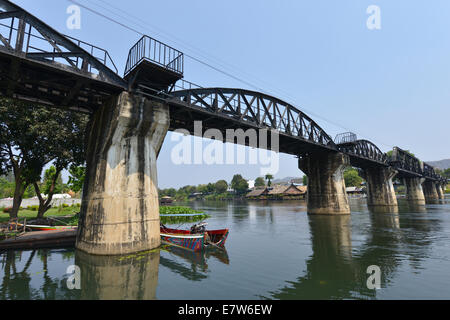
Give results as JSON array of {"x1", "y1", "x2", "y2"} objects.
[
  {"x1": 0, "y1": 0, "x2": 446, "y2": 185},
  {"x1": 337, "y1": 138, "x2": 388, "y2": 167},
  {"x1": 0, "y1": 0, "x2": 126, "y2": 112},
  {"x1": 167, "y1": 87, "x2": 336, "y2": 154}
]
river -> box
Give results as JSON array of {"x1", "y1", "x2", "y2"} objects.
[{"x1": 1, "y1": 197, "x2": 449, "y2": 300}]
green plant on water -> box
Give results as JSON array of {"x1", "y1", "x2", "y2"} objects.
[{"x1": 159, "y1": 206, "x2": 210, "y2": 224}]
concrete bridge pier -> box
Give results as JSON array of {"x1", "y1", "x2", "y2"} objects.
[
  {"x1": 76, "y1": 92, "x2": 169, "y2": 256},
  {"x1": 404, "y1": 177, "x2": 426, "y2": 205},
  {"x1": 299, "y1": 152, "x2": 350, "y2": 215},
  {"x1": 422, "y1": 180, "x2": 439, "y2": 203},
  {"x1": 362, "y1": 167, "x2": 398, "y2": 208},
  {"x1": 436, "y1": 183, "x2": 445, "y2": 200}
]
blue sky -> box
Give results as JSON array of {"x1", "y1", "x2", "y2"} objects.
[{"x1": 13, "y1": 0, "x2": 450, "y2": 188}]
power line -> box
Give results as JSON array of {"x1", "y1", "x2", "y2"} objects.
[{"x1": 68, "y1": 0, "x2": 394, "y2": 149}]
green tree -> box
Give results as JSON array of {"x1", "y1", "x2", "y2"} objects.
[
  {"x1": 344, "y1": 168, "x2": 363, "y2": 187},
  {"x1": 302, "y1": 175, "x2": 308, "y2": 186},
  {"x1": 0, "y1": 176, "x2": 14, "y2": 199},
  {"x1": 0, "y1": 99, "x2": 57, "y2": 218},
  {"x1": 443, "y1": 168, "x2": 450, "y2": 179},
  {"x1": 231, "y1": 174, "x2": 249, "y2": 195},
  {"x1": 0, "y1": 98, "x2": 88, "y2": 219},
  {"x1": 265, "y1": 174, "x2": 274, "y2": 187},
  {"x1": 42, "y1": 166, "x2": 64, "y2": 195},
  {"x1": 68, "y1": 165, "x2": 86, "y2": 194},
  {"x1": 31, "y1": 112, "x2": 87, "y2": 219},
  {"x1": 387, "y1": 150, "x2": 415, "y2": 159},
  {"x1": 254, "y1": 177, "x2": 265, "y2": 188},
  {"x1": 215, "y1": 180, "x2": 228, "y2": 194}
]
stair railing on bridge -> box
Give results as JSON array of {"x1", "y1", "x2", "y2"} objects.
[{"x1": 124, "y1": 35, "x2": 184, "y2": 77}]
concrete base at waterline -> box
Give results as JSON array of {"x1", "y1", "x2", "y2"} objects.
[
  {"x1": 362, "y1": 167, "x2": 398, "y2": 209},
  {"x1": 299, "y1": 152, "x2": 350, "y2": 215},
  {"x1": 76, "y1": 92, "x2": 169, "y2": 256},
  {"x1": 436, "y1": 184, "x2": 445, "y2": 200},
  {"x1": 422, "y1": 180, "x2": 439, "y2": 204},
  {"x1": 404, "y1": 177, "x2": 426, "y2": 206}
]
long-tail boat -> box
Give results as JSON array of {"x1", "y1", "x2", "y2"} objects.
[{"x1": 160, "y1": 222, "x2": 229, "y2": 252}]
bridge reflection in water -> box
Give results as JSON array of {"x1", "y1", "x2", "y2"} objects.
[{"x1": 268, "y1": 199, "x2": 441, "y2": 300}]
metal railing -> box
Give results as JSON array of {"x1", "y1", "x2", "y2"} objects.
[
  {"x1": 124, "y1": 35, "x2": 184, "y2": 77},
  {"x1": 0, "y1": 17, "x2": 119, "y2": 75},
  {"x1": 335, "y1": 132, "x2": 357, "y2": 144}
]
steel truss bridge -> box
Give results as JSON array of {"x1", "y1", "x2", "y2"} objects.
[{"x1": 0, "y1": 0, "x2": 446, "y2": 184}]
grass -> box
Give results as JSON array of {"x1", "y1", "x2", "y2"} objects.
[{"x1": 0, "y1": 206, "x2": 80, "y2": 224}]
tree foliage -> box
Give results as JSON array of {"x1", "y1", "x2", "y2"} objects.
[
  {"x1": 215, "y1": 180, "x2": 228, "y2": 194},
  {"x1": 344, "y1": 167, "x2": 363, "y2": 187},
  {"x1": 265, "y1": 174, "x2": 274, "y2": 187},
  {"x1": 231, "y1": 174, "x2": 249, "y2": 195},
  {"x1": 255, "y1": 177, "x2": 265, "y2": 187},
  {"x1": 0, "y1": 98, "x2": 88, "y2": 219},
  {"x1": 68, "y1": 165, "x2": 86, "y2": 193}
]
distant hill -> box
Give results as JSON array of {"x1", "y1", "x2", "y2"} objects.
[
  {"x1": 427, "y1": 159, "x2": 450, "y2": 170},
  {"x1": 272, "y1": 176, "x2": 302, "y2": 184}
]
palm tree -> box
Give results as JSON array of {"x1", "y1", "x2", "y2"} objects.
[{"x1": 265, "y1": 174, "x2": 274, "y2": 187}]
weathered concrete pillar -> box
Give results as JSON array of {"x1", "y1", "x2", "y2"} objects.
[
  {"x1": 404, "y1": 177, "x2": 426, "y2": 205},
  {"x1": 299, "y1": 152, "x2": 350, "y2": 215},
  {"x1": 76, "y1": 92, "x2": 169, "y2": 256},
  {"x1": 422, "y1": 180, "x2": 439, "y2": 203},
  {"x1": 362, "y1": 167, "x2": 398, "y2": 208},
  {"x1": 436, "y1": 183, "x2": 445, "y2": 200}
]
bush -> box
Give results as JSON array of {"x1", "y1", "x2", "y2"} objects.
[
  {"x1": 2, "y1": 207, "x2": 12, "y2": 213},
  {"x1": 27, "y1": 205, "x2": 39, "y2": 211},
  {"x1": 62, "y1": 203, "x2": 69, "y2": 208}
]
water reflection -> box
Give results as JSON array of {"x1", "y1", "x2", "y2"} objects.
[
  {"x1": 269, "y1": 200, "x2": 442, "y2": 300},
  {"x1": 269, "y1": 215, "x2": 373, "y2": 299},
  {"x1": 0, "y1": 249, "x2": 78, "y2": 300},
  {"x1": 160, "y1": 246, "x2": 230, "y2": 281},
  {"x1": 1, "y1": 197, "x2": 448, "y2": 300},
  {"x1": 75, "y1": 250, "x2": 159, "y2": 300}
]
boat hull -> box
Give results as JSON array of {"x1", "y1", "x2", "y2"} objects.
[
  {"x1": 160, "y1": 227, "x2": 229, "y2": 251},
  {"x1": 160, "y1": 232, "x2": 205, "y2": 252}
]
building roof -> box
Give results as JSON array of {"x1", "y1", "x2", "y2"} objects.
[
  {"x1": 246, "y1": 188, "x2": 267, "y2": 197},
  {"x1": 267, "y1": 185, "x2": 289, "y2": 195}
]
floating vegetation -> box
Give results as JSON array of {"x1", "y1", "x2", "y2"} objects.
[
  {"x1": 117, "y1": 245, "x2": 171, "y2": 262},
  {"x1": 160, "y1": 206, "x2": 210, "y2": 224},
  {"x1": 48, "y1": 206, "x2": 210, "y2": 227}
]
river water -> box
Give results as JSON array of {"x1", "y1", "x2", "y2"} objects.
[{"x1": 1, "y1": 197, "x2": 450, "y2": 300}]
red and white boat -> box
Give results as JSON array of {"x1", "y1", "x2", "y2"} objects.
[{"x1": 160, "y1": 223, "x2": 229, "y2": 252}]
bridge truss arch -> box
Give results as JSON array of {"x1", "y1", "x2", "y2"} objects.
[
  {"x1": 337, "y1": 139, "x2": 388, "y2": 166},
  {"x1": 169, "y1": 87, "x2": 336, "y2": 151}
]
